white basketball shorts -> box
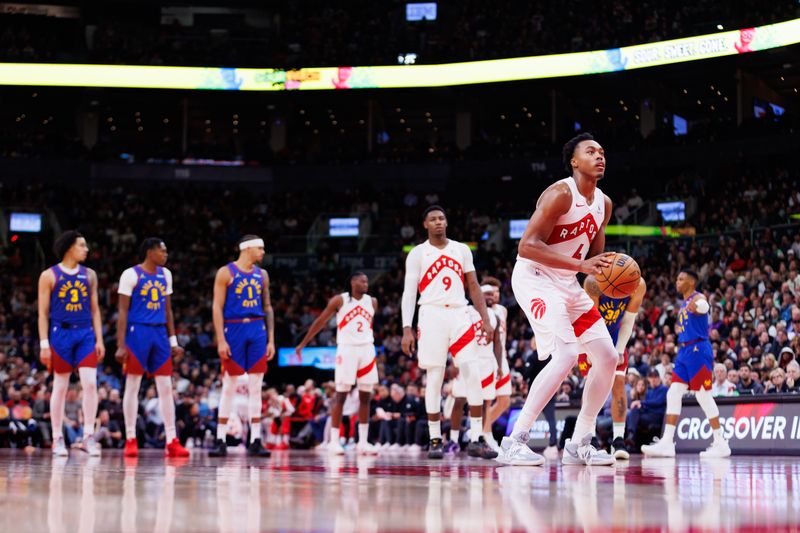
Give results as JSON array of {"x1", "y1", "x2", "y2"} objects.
[
  {"x1": 417, "y1": 305, "x2": 478, "y2": 369},
  {"x1": 511, "y1": 260, "x2": 610, "y2": 358}
]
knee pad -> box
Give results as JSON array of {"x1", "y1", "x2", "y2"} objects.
[
  {"x1": 666, "y1": 383, "x2": 688, "y2": 416},
  {"x1": 695, "y1": 388, "x2": 719, "y2": 419}
]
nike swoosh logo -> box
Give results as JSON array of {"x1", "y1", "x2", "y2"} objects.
[{"x1": 575, "y1": 204, "x2": 585, "y2": 208}]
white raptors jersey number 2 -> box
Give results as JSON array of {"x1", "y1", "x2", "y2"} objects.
[
  {"x1": 336, "y1": 293, "x2": 374, "y2": 345},
  {"x1": 518, "y1": 177, "x2": 605, "y2": 279},
  {"x1": 407, "y1": 240, "x2": 475, "y2": 307}
]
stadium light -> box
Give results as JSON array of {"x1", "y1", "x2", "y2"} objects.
[{"x1": 0, "y1": 18, "x2": 797, "y2": 91}]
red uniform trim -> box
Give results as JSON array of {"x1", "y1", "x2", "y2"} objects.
[
  {"x1": 481, "y1": 373, "x2": 494, "y2": 389},
  {"x1": 417, "y1": 255, "x2": 465, "y2": 293},
  {"x1": 572, "y1": 307, "x2": 602, "y2": 337},
  {"x1": 356, "y1": 358, "x2": 376, "y2": 378},
  {"x1": 449, "y1": 327, "x2": 475, "y2": 358},
  {"x1": 495, "y1": 374, "x2": 511, "y2": 389}
]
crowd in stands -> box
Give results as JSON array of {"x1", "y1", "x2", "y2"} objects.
[
  {"x1": 0, "y1": 2, "x2": 797, "y2": 67},
  {"x1": 1, "y1": 155, "x2": 800, "y2": 451}
]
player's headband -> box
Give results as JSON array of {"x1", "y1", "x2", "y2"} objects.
[
  {"x1": 239, "y1": 238, "x2": 264, "y2": 251},
  {"x1": 480, "y1": 284, "x2": 496, "y2": 293}
]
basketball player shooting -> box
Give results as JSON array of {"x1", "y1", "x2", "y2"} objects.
[{"x1": 496, "y1": 132, "x2": 618, "y2": 466}]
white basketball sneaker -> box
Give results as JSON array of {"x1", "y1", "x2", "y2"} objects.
[
  {"x1": 52, "y1": 436, "x2": 68, "y2": 457},
  {"x1": 80, "y1": 434, "x2": 101, "y2": 457},
  {"x1": 562, "y1": 433, "x2": 615, "y2": 466},
  {"x1": 495, "y1": 434, "x2": 545, "y2": 466},
  {"x1": 699, "y1": 438, "x2": 731, "y2": 458},
  {"x1": 357, "y1": 442, "x2": 379, "y2": 456},
  {"x1": 641, "y1": 437, "x2": 676, "y2": 458},
  {"x1": 328, "y1": 441, "x2": 346, "y2": 455}
]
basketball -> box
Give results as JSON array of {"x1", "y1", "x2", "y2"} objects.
[{"x1": 596, "y1": 253, "x2": 641, "y2": 298}]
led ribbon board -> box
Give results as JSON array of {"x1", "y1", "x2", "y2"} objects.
[{"x1": 0, "y1": 19, "x2": 797, "y2": 90}]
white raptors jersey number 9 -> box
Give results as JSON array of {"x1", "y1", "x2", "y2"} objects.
[
  {"x1": 517, "y1": 177, "x2": 606, "y2": 279},
  {"x1": 336, "y1": 293, "x2": 374, "y2": 345},
  {"x1": 407, "y1": 240, "x2": 475, "y2": 307}
]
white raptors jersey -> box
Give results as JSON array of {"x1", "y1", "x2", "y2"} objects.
[
  {"x1": 467, "y1": 306, "x2": 498, "y2": 361},
  {"x1": 492, "y1": 304, "x2": 508, "y2": 357},
  {"x1": 517, "y1": 177, "x2": 605, "y2": 279},
  {"x1": 405, "y1": 239, "x2": 475, "y2": 307},
  {"x1": 336, "y1": 292, "x2": 374, "y2": 345}
]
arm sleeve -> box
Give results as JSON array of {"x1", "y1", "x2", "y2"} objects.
[
  {"x1": 615, "y1": 311, "x2": 636, "y2": 353},
  {"x1": 462, "y1": 243, "x2": 475, "y2": 273},
  {"x1": 401, "y1": 248, "x2": 421, "y2": 328},
  {"x1": 164, "y1": 268, "x2": 173, "y2": 295},
  {"x1": 117, "y1": 268, "x2": 138, "y2": 296}
]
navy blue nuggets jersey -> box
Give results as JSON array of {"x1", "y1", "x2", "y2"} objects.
[
  {"x1": 676, "y1": 292, "x2": 709, "y2": 343},
  {"x1": 223, "y1": 263, "x2": 265, "y2": 320},
  {"x1": 597, "y1": 294, "x2": 631, "y2": 345},
  {"x1": 128, "y1": 266, "x2": 169, "y2": 325},
  {"x1": 50, "y1": 265, "x2": 92, "y2": 327}
]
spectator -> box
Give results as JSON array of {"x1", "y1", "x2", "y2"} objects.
[
  {"x1": 786, "y1": 361, "x2": 800, "y2": 392},
  {"x1": 626, "y1": 370, "x2": 668, "y2": 444},
  {"x1": 766, "y1": 368, "x2": 790, "y2": 394},
  {"x1": 736, "y1": 364, "x2": 765, "y2": 395},
  {"x1": 94, "y1": 409, "x2": 123, "y2": 448},
  {"x1": 711, "y1": 363, "x2": 736, "y2": 397}
]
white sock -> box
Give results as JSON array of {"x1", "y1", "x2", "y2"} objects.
[
  {"x1": 428, "y1": 420, "x2": 441, "y2": 440},
  {"x1": 483, "y1": 432, "x2": 493, "y2": 441},
  {"x1": 469, "y1": 417, "x2": 482, "y2": 442},
  {"x1": 123, "y1": 374, "x2": 142, "y2": 440},
  {"x1": 250, "y1": 422, "x2": 261, "y2": 443},
  {"x1": 217, "y1": 422, "x2": 227, "y2": 440},
  {"x1": 155, "y1": 376, "x2": 177, "y2": 442},
  {"x1": 358, "y1": 423, "x2": 369, "y2": 445},
  {"x1": 79, "y1": 367, "x2": 98, "y2": 437},
  {"x1": 50, "y1": 373, "x2": 70, "y2": 441},
  {"x1": 450, "y1": 429, "x2": 459, "y2": 443},
  {"x1": 613, "y1": 423, "x2": 625, "y2": 440},
  {"x1": 662, "y1": 424, "x2": 676, "y2": 443},
  {"x1": 330, "y1": 426, "x2": 340, "y2": 444},
  {"x1": 713, "y1": 427, "x2": 723, "y2": 444}
]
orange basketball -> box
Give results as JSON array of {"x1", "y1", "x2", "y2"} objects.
[{"x1": 596, "y1": 253, "x2": 641, "y2": 298}]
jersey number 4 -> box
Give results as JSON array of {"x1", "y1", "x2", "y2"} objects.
[{"x1": 572, "y1": 244, "x2": 584, "y2": 260}]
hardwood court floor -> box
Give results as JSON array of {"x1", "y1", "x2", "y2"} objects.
[{"x1": 0, "y1": 448, "x2": 798, "y2": 532}]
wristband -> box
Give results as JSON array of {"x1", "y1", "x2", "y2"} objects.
[
  {"x1": 40, "y1": 339, "x2": 50, "y2": 349},
  {"x1": 169, "y1": 336, "x2": 179, "y2": 348}
]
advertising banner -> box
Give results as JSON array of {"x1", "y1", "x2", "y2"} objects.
[{"x1": 675, "y1": 398, "x2": 800, "y2": 455}]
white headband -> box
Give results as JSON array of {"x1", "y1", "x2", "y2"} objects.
[
  {"x1": 480, "y1": 284, "x2": 496, "y2": 292},
  {"x1": 239, "y1": 238, "x2": 264, "y2": 251}
]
